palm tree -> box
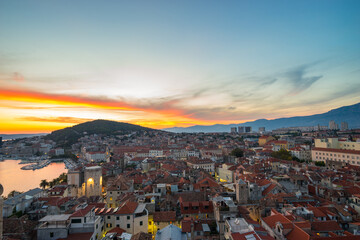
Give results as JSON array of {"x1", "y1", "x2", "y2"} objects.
[
  {"x1": 40, "y1": 179, "x2": 49, "y2": 189},
  {"x1": 59, "y1": 173, "x2": 67, "y2": 183}
]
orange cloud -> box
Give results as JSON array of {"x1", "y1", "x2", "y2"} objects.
[
  {"x1": 18, "y1": 116, "x2": 94, "y2": 124},
  {"x1": 0, "y1": 87, "x2": 219, "y2": 132}
]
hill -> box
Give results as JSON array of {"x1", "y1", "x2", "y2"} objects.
[
  {"x1": 45, "y1": 119, "x2": 156, "y2": 147},
  {"x1": 164, "y1": 102, "x2": 360, "y2": 133}
]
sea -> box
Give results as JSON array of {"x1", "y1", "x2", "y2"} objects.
[{"x1": 0, "y1": 159, "x2": 66, "y2": 197}]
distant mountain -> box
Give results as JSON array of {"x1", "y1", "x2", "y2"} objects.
[
  {"x1": 0, "y1": 133, "x2": 47, "y2": 140},
  {"x1": 164, "y1": 102, "x2": 360, "y2": 133},
  {"x1": 45, "y1": 119, "x2": 156, "y2": 146}
]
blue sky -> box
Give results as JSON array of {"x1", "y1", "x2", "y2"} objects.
[{"x1": 0, "y1": 0, "x2": 360, "y2": 132}]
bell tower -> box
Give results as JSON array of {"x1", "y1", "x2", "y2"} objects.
[{"x1": 236, "y1": 179, "x2": 249, "y2": 204}]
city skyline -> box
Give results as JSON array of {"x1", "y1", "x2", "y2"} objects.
[{"x1": 1, "y1": 0, "x2": 360, "y2": 133}]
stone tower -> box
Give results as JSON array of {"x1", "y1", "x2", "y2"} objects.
[
  {"x1": 83, "y1": 166, "x2": 102, "y2": 197},
  {"x1": 236, "y1": 179, "x2": 249, "y2": 204}
]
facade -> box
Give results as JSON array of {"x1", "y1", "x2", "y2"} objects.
[
  {"x1": 289, "y1": 146, "x2": 311, "y2": 161},
  {"x1": 258, "y1": 136, "x2": 275, "y2": 147},
  {"x1": 2, "y1": 188, "x2": 43, "y2": 217},
  {"x1": 315, "y1": 138, "x2": 360, "y2": 151},
  {"x1": 149, "y1": 149, "x2": 164, "y2": 157},
  {"x1": 312, "y1": 148, "x2": 360, "y2": 166},
  {"x1": 186, "y1": 158, "x2": 215, "y2": 173},
  {"x1": 85, "y1": 151, "x2": 109, "y2": 162},
  {"x1": 67, "y1": 166, "x2": 103, "y2": 198},
  {"x1": 236, "y1": 179, "x2": 249, "y2": 204},
  {"x1": 96, "y1": 202, "x2": 148, "y2": 235},
  {"x1": 37, "y1": 214, "x2": 72, "y2": 240},
  {"x1": 341, "y1": 121, "x2": 349, "y2": 131},
  {"x1": 69, "y1": 204, "x2": 103, "y2": 240},
  {"x1": 218, "y1": 163, "x2": 235, "y2": 183},
  {"x1": 239, "y1": 126, "x2": 252, "y2": 133}
]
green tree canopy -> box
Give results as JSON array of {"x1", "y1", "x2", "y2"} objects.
[{"x1": 230, "y1": 148, "x2": 244, "y2": 158}]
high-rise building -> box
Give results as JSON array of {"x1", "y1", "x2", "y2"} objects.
[
  {"x1": 0, "y1": 137, "x2": 2, "y2": 148},
  {"x1": 329, "y1": 120, "x2": 339, "y2": 130},
  {"x1": 230, "y1": 127, "x2": 237, "y2": 133},
  {"x1": 259, "y1": 127, "x2": 265, "y2": 133},
  {"x1": 238, "y1": 126, "x2": 245, "y2": 133},
  {"x1": 341, "y1": 121, "x2": 349, "y2": 131},
  {"x1": 245, "y1": 126, "x2": 252, "y2": 133}
]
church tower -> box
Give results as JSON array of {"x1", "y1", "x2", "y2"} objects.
[{"x1": 236, "y1": 179, "x2": 249, "y2": 204}]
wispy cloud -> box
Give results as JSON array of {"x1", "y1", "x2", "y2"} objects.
[{"x1": 284, "y1": 64, "x2": 323, "y2": 94}]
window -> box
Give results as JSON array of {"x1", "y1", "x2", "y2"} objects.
[
  {"x1": 127, "y1": 224, "x2": 131, "y2": 228},
  {"x1": 107, "y1": 216, "x2": 111, "y2": 219},
  {"x1": 116, "y1": 216, "x2": 119, "y2": 220},
  {"x1": 117, "y1": 224, "x2": 120, "y2": 227},
  {"x1": 140, "y1": 221, "x2": 143, "y2": 226},
  {"x1": 127, "y1": 216, "x2": 130, "y2": 220},
  {"x1": 50, "y1": 232, "x2": 54, "y2": 238},
  {"x1": 71, "y1": 219, "x2": 82, "y2": 223}
]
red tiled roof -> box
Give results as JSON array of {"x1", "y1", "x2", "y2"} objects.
[
  {"x1": 262, "y1": 214, "x2": 291, "y2": 229},
  {"x1": 58, "y1": 233, "x2": 93, "y2": 240},
  {"x1": 115, "y1": 201, "x2": 138, "y2": 215},
  {"x1": 311, "y1": 220, "x2": 342, "y2": 232},
  {"x1": 286, "y1": 225, "x2": 310, "y2": 240},
  {"x1": 108, "y1": 227, "x2": 126, "y2": 235},
  {"x1": 71, "y1": 205, "x2": 94, "y2": 218},
  {"x1": 262, "y1": 183, "x2": 278, "y2": 196},
  {"x1": 153, "y1": 211, "x2": 176, "y2": 222}
]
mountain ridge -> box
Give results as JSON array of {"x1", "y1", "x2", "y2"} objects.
[{"x1": 164, "y1": 102, "x2": 360, "y2": 133}]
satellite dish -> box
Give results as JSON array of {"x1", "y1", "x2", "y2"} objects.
[{"x1": 0, "y1": 184, "x2": 3, "y2": 196}]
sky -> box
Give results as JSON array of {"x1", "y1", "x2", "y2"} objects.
[{"x1": 0, "y1": 0, "x2": 360, "y2": 133}]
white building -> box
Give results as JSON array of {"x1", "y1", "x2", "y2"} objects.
[
  {"x1": 96, "y1": 202, "x2": 148, "y2": 235},
  {"x1": 85, "y1": 151, "x2": 108, "y2": 162},
  {"x1": 149, "y1": 149, "x2": 164, "y2": 158}
]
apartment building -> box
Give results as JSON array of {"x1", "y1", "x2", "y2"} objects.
[{"x1": 312, "y1": 148, "x2": 360, "y2": 166}]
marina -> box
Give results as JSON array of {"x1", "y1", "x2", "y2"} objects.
[{"x1": 0, "y1": 159, "x2": 66, "y2": 196}]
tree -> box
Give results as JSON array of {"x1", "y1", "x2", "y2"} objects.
[
  {"x1": 230, "y1": 148, "x2": 244, "y2": 158},
  {"x1": 7, "y1": 190, "x2": 21, "y2": 198},
  {"x1": 271, "y1": 149, "x2": 293, "y2": 161},
  {"x1": 315, "y1": 161, "x2": 326, "y2": 167},
  {"x1": 58, "y1": 173, "x2": 67, "y2": 183},
  {"x1": 40, "y1": 179, "x2": 49, "y2": 189}
]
